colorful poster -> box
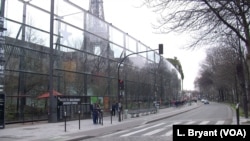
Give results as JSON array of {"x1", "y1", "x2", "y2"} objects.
[
  {"x1": 90, "y1": 96, "x2": 98, "y2": 104},
  {"x1": 103, "y1": 97, "x2": 109, "y2": 111}
]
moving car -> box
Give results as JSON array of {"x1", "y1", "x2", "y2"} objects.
[{"x1": 203, "y1": 100, "x2": 209, "y2": 104}]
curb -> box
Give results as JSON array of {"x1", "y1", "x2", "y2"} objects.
[{"x1": 145, "y1": 104, "x2": 201, "y2": 124}]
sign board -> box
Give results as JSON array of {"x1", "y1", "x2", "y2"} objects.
[
  {"x1": 58, "y1": 96, "x2": 81, "y2": 105},
  {"x1": 57, "y1": 96, "x2": 90, "y2": 106},
  {"x1": 0, "y1": 93, "x2": 5, "y2": 129}
]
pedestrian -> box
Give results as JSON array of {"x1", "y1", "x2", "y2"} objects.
[
  {"x1": 111, "y1": 102, "x2": 116, "y2": 116},
  {"x1": 115, "y1": 102, "x2": 119, "y2": 116},
  {"x1": 89, "y1": 103, "x2": 93, "y2": 120},
  {"x1": 96, "y1": 103, "x2": 102, "y2": 124},
  {"x1": 92, "y1": 103, "x2": 98, "y2": 124}
]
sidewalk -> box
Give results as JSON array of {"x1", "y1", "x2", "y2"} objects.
[
  {"x1": 2, "y1": 102, "x2": 246, "y2": 141},
  {"x1": 232, "y1": 115, "x2": 250, "y2": 125}
]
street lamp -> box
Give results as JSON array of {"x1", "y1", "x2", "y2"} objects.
[
  {"x1": 15, "y1": 0, "x2": 33, "y2": 123},
  {"x1": 48, "y1": 0, "x2": 56, "y2": 123},
  {"x1": 117, "y1": 44, "x2": 163, "y2": 122},
  {"x1": 0, "y1": 0, "x2": 6, "y2": 129},
  {"x1": 20, "y1": 0, "x2": 33, "y2": 41}
]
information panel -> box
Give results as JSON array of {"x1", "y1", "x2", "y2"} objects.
[{"x1": 0, "y1": 93, "x2": 5, "y2": 129}]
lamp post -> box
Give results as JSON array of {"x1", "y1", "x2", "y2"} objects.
[
  {"x1": 21, "y1": 0, "x2": 32, "y2": 41},
  {"x1": 0, "y1": 0, "x2": 6, "y2": 129},
  {"x1": 48, "y1": 0, "x2": 57, "y2": 123},
  {"x1": 117, "y1": 44, "x2": 163, "y2": 122},
  {"x1": 17, "y1": 0, "x2": 32, "y2": 121}
]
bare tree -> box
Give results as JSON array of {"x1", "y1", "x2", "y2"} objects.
[
  {"x1": 143, "y1": 0, "x2": 250, "y2": 49},
  {"x1": 195, "y1": 46, "x2": 238, "y2": 101},
  {"x1": 143, "y1": 0, "x2": 250, "y2": 117}
]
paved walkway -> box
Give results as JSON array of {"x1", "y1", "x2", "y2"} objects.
[{"x1": 0, "y1": 102, "x2": 248, "y2": 141}]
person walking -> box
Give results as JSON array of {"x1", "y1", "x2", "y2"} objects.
[
  {"x1": 89, "y1": 103, "x2": 94, "y2": 124},
  {"x1": 92, "y1": 103, "x2": 98, "y2": 124},
  {"x1": 96, "y1": 103, "x2": 102, "y2": 124},
  {"x1": 115, "y1": 102, "x2": 119, "y2": 117},
  {"x1": 111, "y1": 102, "x2": 116, "y2": 116}
]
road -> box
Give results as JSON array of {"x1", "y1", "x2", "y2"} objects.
[{"x1": 75, "y1": 102, "x2": 234, "y2": 141}]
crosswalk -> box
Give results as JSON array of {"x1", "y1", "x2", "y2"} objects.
[{"x1": 101, "y1": 120, "x2": 230, "y2": 138}]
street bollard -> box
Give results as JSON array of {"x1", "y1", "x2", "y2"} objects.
[
  {"x1": 64, "y1": 111, "x2": 67, "y2": 132},
  {"x1": 118, "y1": 103, "x2": 122, "y2": 122},
  {"x1": 78, "y1": 110, "x2": 81, "y2": 130},
  {"x1": 101, "y1": 110, "x2": 103, "y2": 126},
  {"x1": 236, "y1": 103, "x2": 240, "y2": 125},
  {"x1": 31, "y1": 103, "x2": 34, "y2": 124},
  {"x1": 110, "y1": 109, "x2": 112, "y2": 124},
  {"x1": 118, "y1": 109, "x2": 121, "y2": 122},
  {"x1": 122, "y1": 110, "x2": 123, "y2": 121}
]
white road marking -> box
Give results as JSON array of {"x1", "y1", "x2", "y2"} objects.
[
  {"x1": 120, "y1": 123, "x2": 165, "y2": 137},
  {"x1": 215, "y1": 120, "x2": 225, "y2": 125},
  {"x1": 143, "y1": 121, "x2": 181, "y2": 136},
  {"x1": 184, "y1": 121, "x2": 196, "y2": 124},
  {"x1": 199, "y1": 121, "x2": 210, "y2": 125}
]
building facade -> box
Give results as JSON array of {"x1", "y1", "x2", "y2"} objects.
[{"x1": 1, "y1": 0, "x2": 181, "y2": 123}]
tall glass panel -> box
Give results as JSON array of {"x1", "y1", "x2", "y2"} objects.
[
  {"x1": 85, "y1": 13, "x2": 109, "y2": 40},
  {"x1": 126, "y1": 35, "x2": 137, "y2": 53},
  {"x1": 110, "y1": 43, "x2": 124, "y2": 59},
  {"x1": 138, "y1": 42, "x2": 147, "y2": 58},
  {"x1": 155, "y1": 53, "x2": 160, "y2": 64},
  {"x1": 109, "y1": 26, "x2": 124, "y2": 47},
  {"x1": 148, "y1": 50, "x2": 154, "y2": 62}
]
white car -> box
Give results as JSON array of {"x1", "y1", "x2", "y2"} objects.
[{"x1": 203, "y1": 100, "x2": 209, "y2": 104}]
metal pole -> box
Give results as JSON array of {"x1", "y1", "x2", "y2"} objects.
[
  {"x1": 19, "y1": 0, "x2": 29, "y2": 123},
  {"x1": 118, "y1": 64, "x2": 121, "y2": 122},
  {"x1": 117, "y1": 49, "x2": 160, "y2": 122},
  {"x1": 101, "y1": 110, "x2": 103, "y2": 125},
  {"x1": 110, "y1": 108, "x2": 112, "y2": 124},
  {"x1": 0, "y1": 0, "x2": 6, "y2": 129},
  {"x1": 21, "y1": 3, "x2": 26, "y2": 40},
  {"x1": 236, "y1": 103, "x2": 240, "y2": 125},
  {"x1": 31, "y1": 103, "x2": 34, "y2": 124},
  {"x1": 234, "y1": 73, "x2": 240, "y2": 125},
  {"x1": 64, "y1": 111, "x2": 66, "y2": 132},
  {"x1": 49, "y1": 0, "x2": 56, "y2": 123},
  {"x1": 78, "y1": 110, "x2": 80, "y2": 130}
]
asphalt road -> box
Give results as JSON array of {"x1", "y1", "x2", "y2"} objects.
[{"x1": 75, "y1": 102, "x2": 234, "y2": 141}]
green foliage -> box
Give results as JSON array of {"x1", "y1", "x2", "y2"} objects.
[
  {"x1": 229, "y1": 103, "x2": 245, "y2": 117},
  {"x1": 167, "y1": 57, "x2": 184, "y2": 80}
]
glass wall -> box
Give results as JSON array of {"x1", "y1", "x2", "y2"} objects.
[{"x1": 2, "y1": 0, "x2": 182, "y2": 123}]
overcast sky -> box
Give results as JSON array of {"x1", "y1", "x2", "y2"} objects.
[{"x1": 103, "y1": 0, "x2": 206, "y2": 90}]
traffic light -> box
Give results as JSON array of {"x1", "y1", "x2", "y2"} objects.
[
  {"x1": 159, "y1": 44, "x2": 163, "y2": 54},
  {"x1": 118, "y1": 79, "x2": 124, "y2": 90}
]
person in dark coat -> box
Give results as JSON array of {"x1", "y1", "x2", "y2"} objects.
[
  {"x1": 92, "y1": 103, "x2": 98, "y2": 124},
  {"x1": 111, "y1": 102, "x2": 116, "y2": 116},
  {"x1": 96, "y1": 103, "x2": 102, "y2": 124},
  {"x1": 115, "y1": 102, "x2": 119, "y2": 116}
]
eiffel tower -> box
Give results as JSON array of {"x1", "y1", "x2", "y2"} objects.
[
  {"x1": 85, "y1": 0, "x2": 113, "y2": 58},
  {"x1": 89, "y1": 0, "x2": 105, "y2": 20}
]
